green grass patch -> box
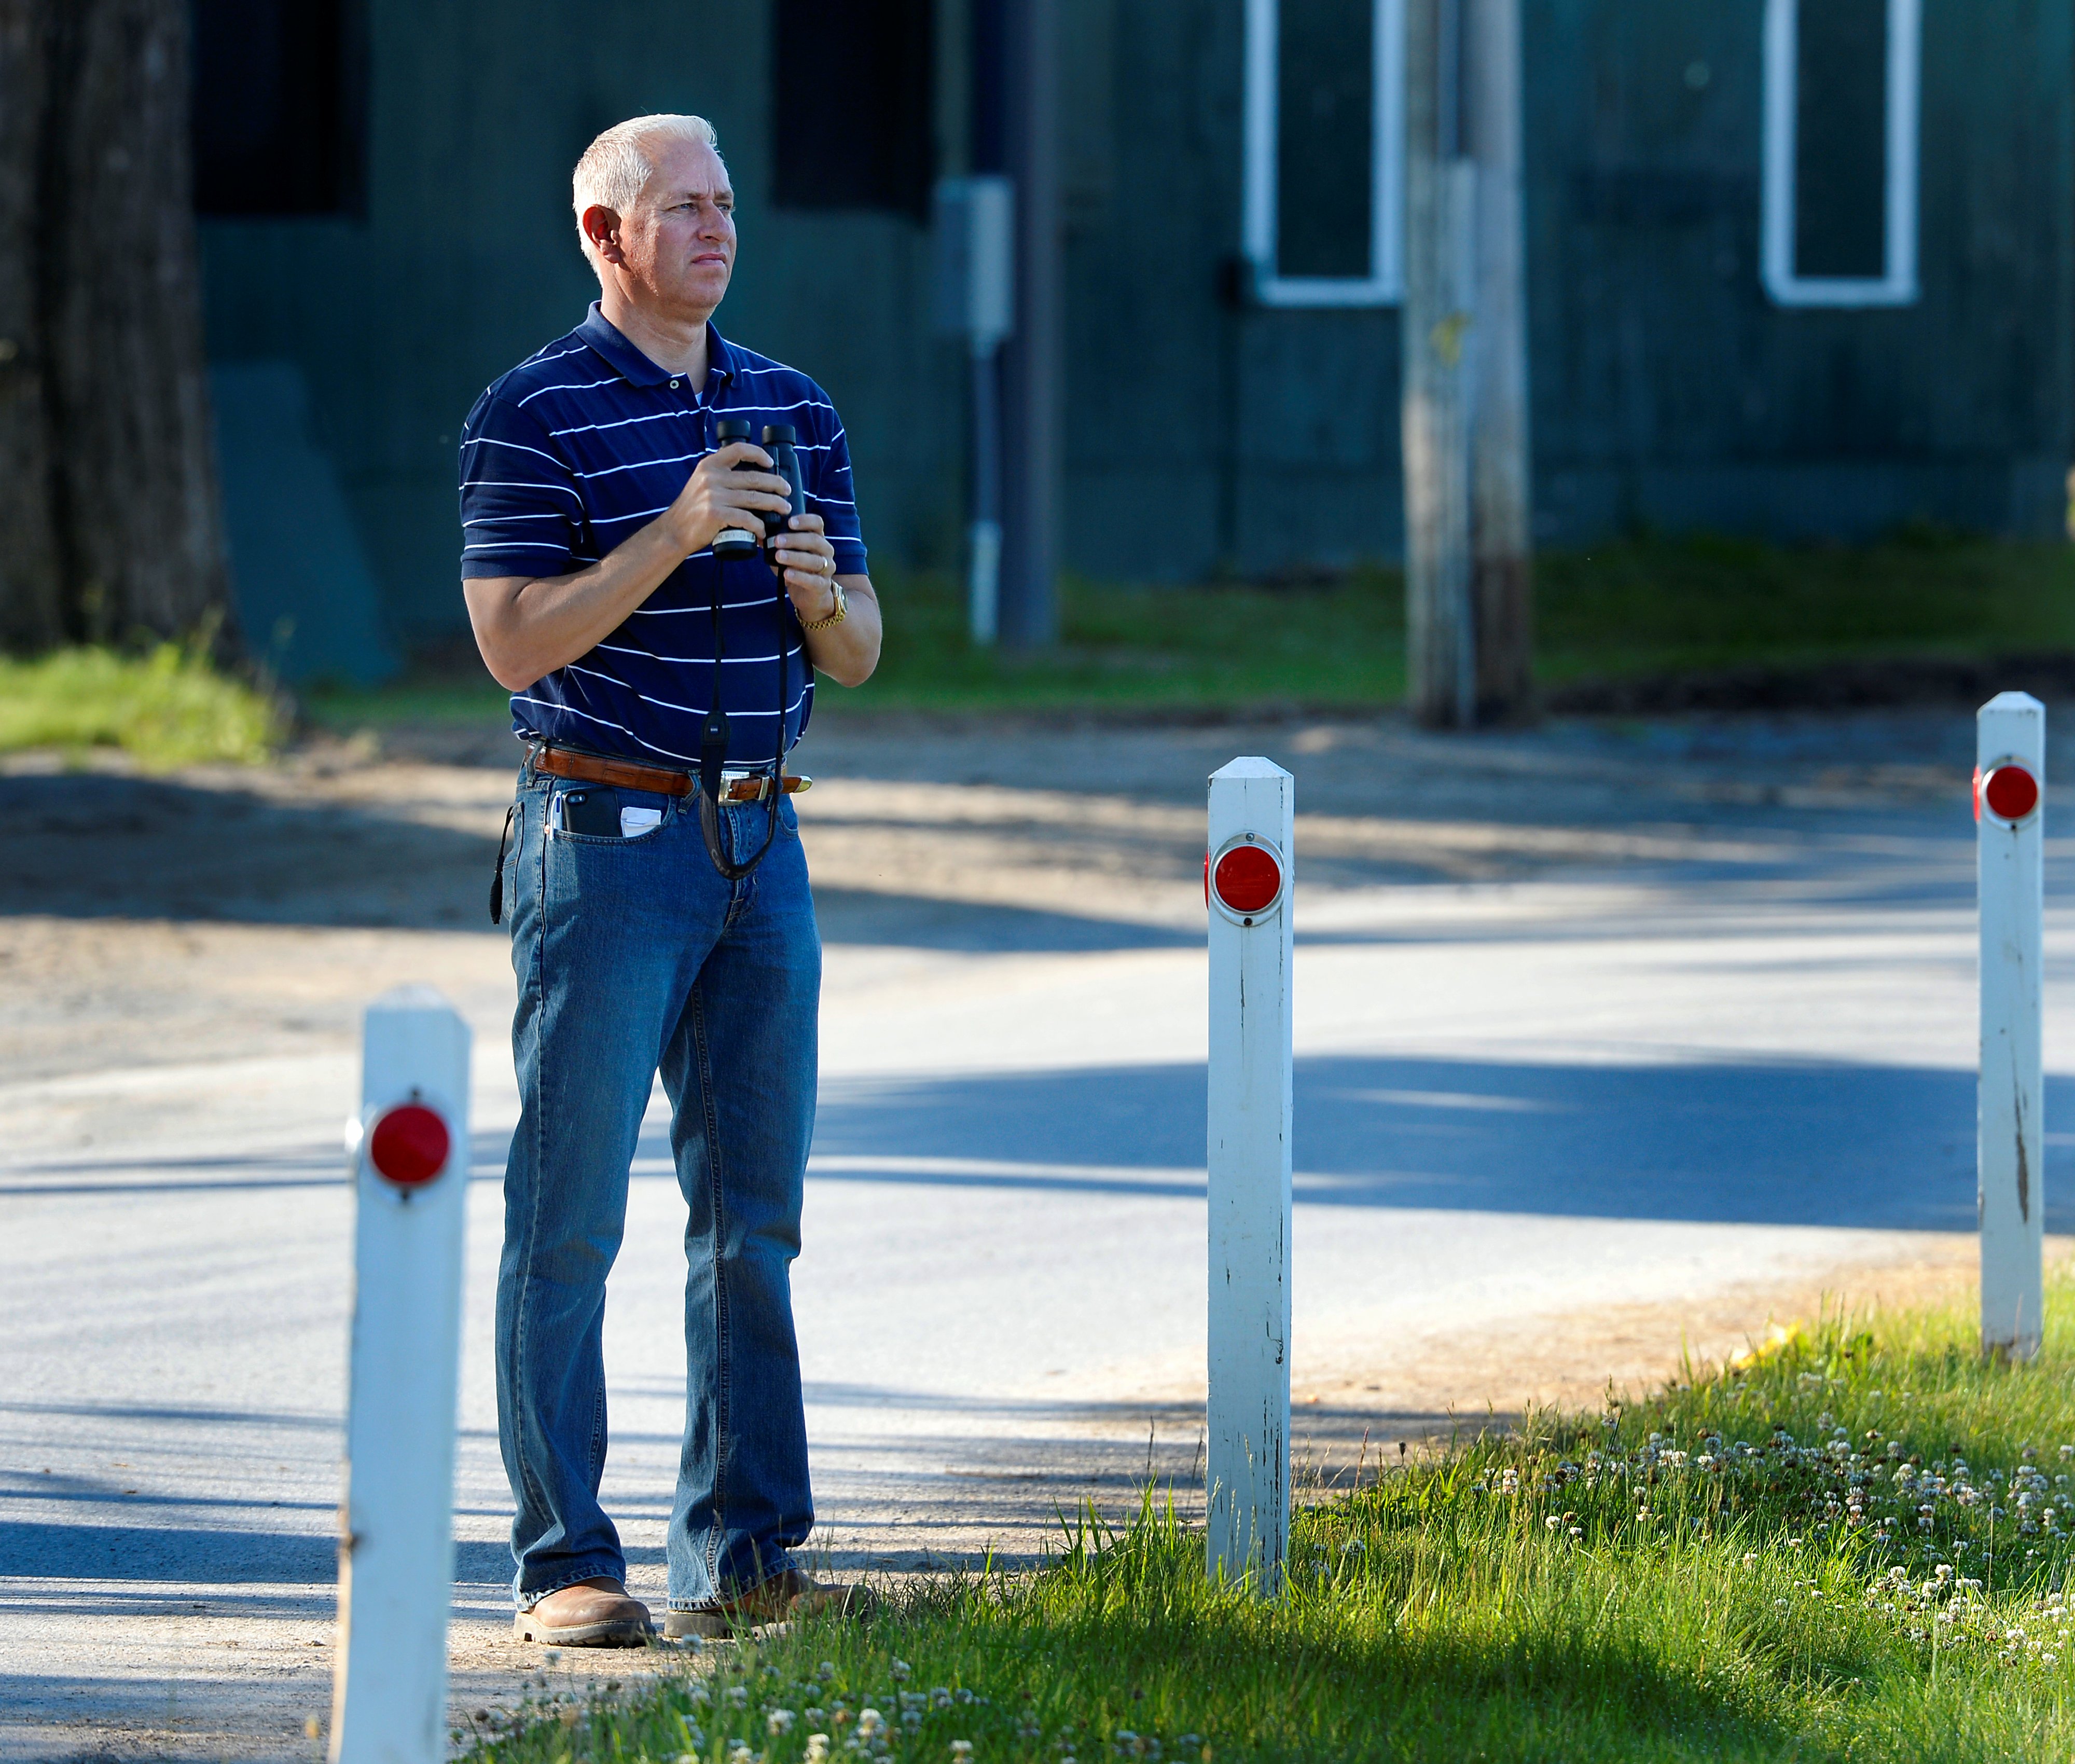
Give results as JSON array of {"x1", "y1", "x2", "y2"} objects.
[
  {"x1": 0, "y1": 642, "x2": 284, "y2": 766},
  {"x1": 466, "y1": 1279, "x2": 2075, "y2": 1763},
  {"x1": 1536, "y1": 528, "x2": 2075, "y2": 685},
  {"x1": 844, "y1": 569, "x2": 1406, "y2": 712}
]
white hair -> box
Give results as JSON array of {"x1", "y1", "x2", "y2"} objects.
[{"x1": 572, "y1": 114, "x2": 721, "y2": 271}]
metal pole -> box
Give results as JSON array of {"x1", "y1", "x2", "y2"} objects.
[
  {"x1": 1403, "y1": 0, "x2": 1477, "y2": 728},
  {"x1": 997, "y1": 0, "x2": 1060, "y2": 650},
  {"x1": 1466, "y1": 0, "x2": 1534, "y2": 720},
  {"x1": 1206, "y1": 757, "x2": 1294, "y2": 1593},
  {"x1": 1977, "y1": 693, "x2": 2045, "y2": 1360},
  {"x1": 969, "y1": 340, "x2": 1002, "y2": 645},
  {"x1": 331, "y1": 986, "x2": 473, "y2": 1764}
]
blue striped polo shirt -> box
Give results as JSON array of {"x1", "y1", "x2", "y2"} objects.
[{"x1": 458, "y1": 304, "x2": 867, "y2": 769}]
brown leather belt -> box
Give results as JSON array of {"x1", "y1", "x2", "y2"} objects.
[{"x1": 530, "y1": 745, "x2": 810, "y2": 804}]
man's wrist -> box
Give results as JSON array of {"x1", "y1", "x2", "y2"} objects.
[{"x1": 800, "y1": 578, "x2": 848, "y2": 632}]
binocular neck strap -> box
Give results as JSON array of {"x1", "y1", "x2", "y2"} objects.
[{"x1": 692, "y1": 550, "x2": 788, "y2": 883}]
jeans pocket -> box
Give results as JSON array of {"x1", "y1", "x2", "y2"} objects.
[{"x1": 549, "y1": 783, "x2": 675, "y2": 844}]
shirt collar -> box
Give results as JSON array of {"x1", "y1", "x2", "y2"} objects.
[{"x1": 578, "y1": 302, "x2": 736, "y2": 392}]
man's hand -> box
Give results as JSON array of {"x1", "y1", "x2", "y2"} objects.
[
  {"x1": 767, "y1": 509, "x2": 881, "y2": 687},
  {"x1": 666, "y1": 442, "x2": 794, "y2": 555},
  {"x1": 769, "y1": 513, "x2": 839, "y2": 615}
]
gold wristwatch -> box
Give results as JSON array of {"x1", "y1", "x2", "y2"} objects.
[{"x1": 800, "y1": 578, "x2": 848, "y2": 632}]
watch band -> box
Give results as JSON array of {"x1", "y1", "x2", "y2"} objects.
[{"x1": 800, "y1": 578, "x2": 848, "y2": 632}]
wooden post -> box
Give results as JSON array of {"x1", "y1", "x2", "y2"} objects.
[
  {"x1": 1402, "y1": 0, "x2": 1476, "y2": 728},
  {"x1": 1206, "y1": 759, "x2": 1294, "y2": 1594},
  {"x1": 1466, "y1": 0, "x2": 1533, "y2": 721},
  {"x1": 1976, "y1": 694, "x2": 2045, "y2": 1361}
]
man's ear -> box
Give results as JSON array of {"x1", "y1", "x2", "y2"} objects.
[{"x1": 582, "y1": 204, "x2": 625, "y2": 263}]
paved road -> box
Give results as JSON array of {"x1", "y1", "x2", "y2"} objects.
[{"x1": 3, "y1": 706, "x2": 2071, "y2": 1758}]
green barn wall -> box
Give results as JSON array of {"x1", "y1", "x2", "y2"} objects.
[
  {"x1": 198, "y1": 0, "x2": 2075, "y2": 650},
  {"x1": 1058, "y1": 0, "x2": 1405, "y2": 581},
  {"x1": 200, "y1": 0, "x2": 966, "y2": 651},
  {"x1": 1523, "y1": 0, "x2": 2075, "y2": 543}
]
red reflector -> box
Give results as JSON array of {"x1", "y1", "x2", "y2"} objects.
[
  {"x1": 367, "y1": 1104, "x2": 451, "y2": 1187},
  {"x1": 1984, "y1": 764, "x2": 2040, "y2": 822},
  {"x1": 1213, "y1": 844, "x2": 1283, "y2": 914}
]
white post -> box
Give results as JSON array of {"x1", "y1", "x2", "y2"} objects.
[
  {"x1": 1977, "y1": 695, "x2": 2045, "y2": 1360},
  {"x1": 1206, "y1": 757, "x2": 1293, "y2": 1592},
  {"x1": 331, "y1": 986, "x2": 473, "y2": 1764}
]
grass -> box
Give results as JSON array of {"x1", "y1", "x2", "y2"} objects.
[
  {"x1": 463, "y1": 1277, "x2": 2075, "y2": 1764},
  {"x1": 298, "y1": 531, "x2": 2075, "y2": 731},
  {"x1": 0, "y1": 641, "x2": 284, "y2": 766},
  {"x1": 1535, "y1": 527, "x2": 2075, "y2": 686}
]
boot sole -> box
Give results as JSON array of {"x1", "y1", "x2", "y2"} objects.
[
  {"x1": 661, "y1": 1609, "x2": 734, "y2": 1640},
  {"x1": 513, "y1": 1610, "x2": 653, "y2": 1647}
]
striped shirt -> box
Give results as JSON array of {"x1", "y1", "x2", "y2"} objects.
[{"x1": 458, "y1": 304, "x2": 867, "y2": 769}]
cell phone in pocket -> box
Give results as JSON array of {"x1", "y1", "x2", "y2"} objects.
[{"x1": 557, "y1": 788, "x2": 622, "y2": 837}]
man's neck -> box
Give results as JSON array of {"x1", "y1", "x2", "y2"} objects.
[{"x1": 597, "y1": 288, "x2": 712, "y2": 387}]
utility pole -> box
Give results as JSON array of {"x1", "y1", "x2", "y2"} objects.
[
  {"x1": 976, "y1": 0, "x2": 1060, "y2": 651},
  {"x1": 1466, "y1": 0, "x2": 1533, "y2": 719},
  {"x1": 1402, "y1": 0, "x2": 1533, "y2": 727}
]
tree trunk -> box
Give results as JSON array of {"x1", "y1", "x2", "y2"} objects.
[
  {"x1": 0, "y1": 0, "x2": 229, "y2": 653},
  {"x1": 45, "y1": 0, "x2": 230, "y2": 647},
  {"x1": 0, "y1": 1, "x2": 64, "y2": 649}
]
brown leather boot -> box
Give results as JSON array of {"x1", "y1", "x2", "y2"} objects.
[
  {"x1": 662, "y1": 1569, "x2": 877, "y2": 1639},
  {"x1": 514, "y1": 1577, "x2": 654, "y2": 1646}
]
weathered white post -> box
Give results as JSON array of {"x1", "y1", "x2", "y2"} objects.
[
  {"x1": 1206, "y1": 758, "x2": 1293, "y2": 1592},
  {"x1": 331, "y1": 986, "x2": 473, "y2": 1764},
  {"x1": 1977, "y1": 694, "x2": 2045, "y2": 1360}
]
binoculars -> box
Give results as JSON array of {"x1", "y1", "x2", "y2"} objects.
[{"x1": 712, "y1": 419, "x2": 807, "y2": 560}]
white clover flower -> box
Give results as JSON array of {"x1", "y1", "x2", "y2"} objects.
[
  {"x1": 730, "y1": 1687, "x2": 752, "y2": 1708},
  {"x1": 892, "y1": 1661, "x2": 912, "y2": 1682},
  {"x1": 950, "y1": 1745, "x2": 974, "y2": 1761},
  {"x1": 771, "y1": 1711, "x2": 798, "y2": 1737},
  {"x1": 807, "y1": 1740, "x2": 831, "y2": 1764},
  {"x1": 857, "y1": 1710, "x2": 886, "y2": 1738}
]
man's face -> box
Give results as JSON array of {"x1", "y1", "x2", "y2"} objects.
[{"x1": 609, "y1": 136, "x2": 736, "y2": 317}]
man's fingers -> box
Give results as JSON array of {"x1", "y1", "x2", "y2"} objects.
[
  {"x1": 714, "y1": 470, "x2": 794, "y2": 498},
  {"x1": 720, "y1": 487, "x2": 796, "y2": 514},
  {"x1": 711, "y1": 442, "x2": 773, "y2": 471}
]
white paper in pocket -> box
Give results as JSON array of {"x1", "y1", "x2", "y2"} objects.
[{"x1": 619, "y1": 806, "x2": 663, "y2": 838}]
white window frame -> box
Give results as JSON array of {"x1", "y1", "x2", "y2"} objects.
[
  {"x1": 1762, "y1": 0, "x2": 1920, "y2": 307},
  {"x1": 1243, "y1": 0, "x2": 1406, "y2": 307}
]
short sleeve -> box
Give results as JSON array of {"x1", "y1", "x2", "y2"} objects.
[
  {"x1": 807, "y1": 392, "x2": 868, "y2": 577},
  {"x1": 458, "y1": 390, "x2": 586, "y2": 581}
]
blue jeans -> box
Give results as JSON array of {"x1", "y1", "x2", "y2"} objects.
[{"x1": 495, "y1": 763, "x2": 820, "y2": 1610}]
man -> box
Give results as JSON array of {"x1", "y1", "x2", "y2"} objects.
[{"x1": 458, "y1": 113, "x2": 882, "y2": 1646}]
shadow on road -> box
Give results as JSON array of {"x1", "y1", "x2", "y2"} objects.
[{"x1": 6, "y1": 1054, "x2": 2053, "y2": 1233}]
